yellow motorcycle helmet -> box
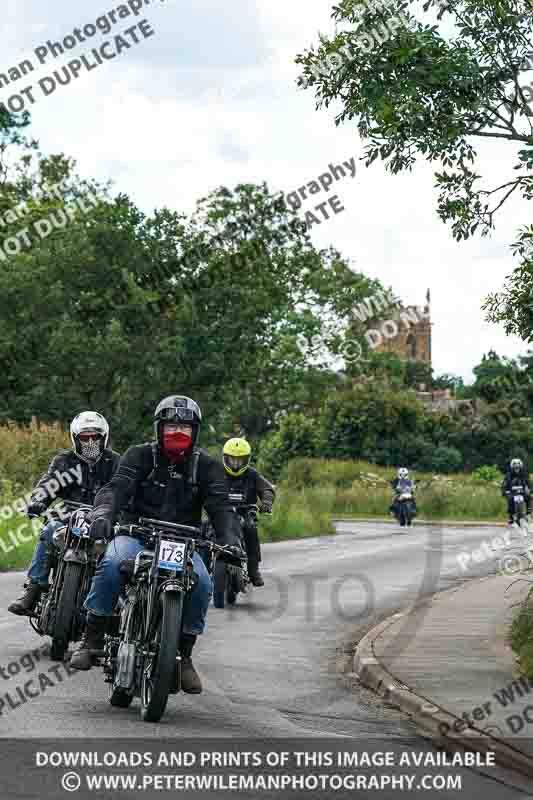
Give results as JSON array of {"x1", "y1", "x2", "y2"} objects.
[{"x1": 223, "y1": 437, "x2": 251, "y2": 477}]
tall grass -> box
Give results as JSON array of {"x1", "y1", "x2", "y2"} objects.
[
  {"x1": 510, "y1": 588, "x2": 533, "y2": 678},
  {"x1": 0, "y1": 423, "x2": 69, "y2": 572},
  {"x1": 280, "y1": 458, "x2": 507, "y2": 523},
  {"x1": 0, "y1": 422, "x2": 69, "y2": 494},
  {"x1": 260, "y1": 487, "x2": 336, "y2": 542},
  {"x1": 0, "y1": 515, "x2": 37, "y2": 571}
]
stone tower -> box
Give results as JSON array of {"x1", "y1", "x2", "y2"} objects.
[{"x1": 371, "y1": 289, "x2": 432, "y2": 366}]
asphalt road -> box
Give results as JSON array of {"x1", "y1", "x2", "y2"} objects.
[{"x1": 0, "y1": 520, "x2": 531, "y2": 798}]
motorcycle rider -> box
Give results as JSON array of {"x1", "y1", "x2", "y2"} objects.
[
  {"x1": 502, "y1": 458, "x2": 532, "y2": 524},
  {"x1": 390, "y1": 467, "x2": 417, "y2": 518},
  {"x1": 70, "y1": 395, "x2": 242, "y2": 695},
  {"x1": 221, "y1": 437, "x2": 276, "y2": 587},
  {"x1": 8, "y1": 412, "x2": 120, "y2": 617}
]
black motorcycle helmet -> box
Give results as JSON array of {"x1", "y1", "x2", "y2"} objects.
[{"x1": 153, "y1": 395, "x2": 202, "y2": 450}]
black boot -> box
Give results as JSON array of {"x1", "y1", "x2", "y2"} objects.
[
  {"x1": 248, "y1": 562, "x2": 264, "y2": 587},
  {"x1": 70, "y1": 613, "x2": 107, "y2": 671},
  {"x1": 180, "y1": 634, "x2": 202, "y2": 694},
  {"x1": 8, "y1": 583, "x2": 44, "y2": 616}
]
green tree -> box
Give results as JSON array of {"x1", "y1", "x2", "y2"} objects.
[
  {"x1": 432, "y1": 373, "x2": 465, "y2": 393},
  {"x1": 0, "y1": 164, "x2": 381, "y2": 446},
  {"x1": 484, "y1": 238, "x2": 533, "y2": 339},
  {"x1": 405, "y1": 360, "x2": 434, "y2": 388},
  {"x1": 296, "y1": 0, "x2": 533, "y2": 240},
  {"x1": 471, "y1": 350, "x2": 522, "y2": 402}
]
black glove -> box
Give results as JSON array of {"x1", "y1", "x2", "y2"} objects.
[
  {"x1": 27, "y1": 501, "x2": 46, "y2": 518},
  {"x1": 219, "y1": 544, "x2": 246, "y2": 565},
  {"x1": 262, "y1": 504, "x2": 273, "y2": 514},
  {"x1": 89, "y1": 517, "x2": 112, "y2": 541}
]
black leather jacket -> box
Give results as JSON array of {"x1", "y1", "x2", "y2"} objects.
[
  {"x1": 89, "y1": 443, "x2": 240, "y2": 547},
  {"x1": 502, "y1": 469, "x2": 531, "y2": 495},
  {"x1": 29, "y1": 449, "x2": 120, "y2": 510},
  {"x1": 391, "y1": 477, "x2": 415, "y2": 495},
  {"x1": 225, "y1": 468, "x2": 276, "y2": 509}
]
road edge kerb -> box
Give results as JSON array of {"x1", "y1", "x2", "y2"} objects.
[{"x1": 352, "y1": 581, "x2": 533, "y2": 782}]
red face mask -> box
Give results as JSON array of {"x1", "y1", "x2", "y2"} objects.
[{"x1": 162, "y1": 431, "x2": 193, "y2": 461}]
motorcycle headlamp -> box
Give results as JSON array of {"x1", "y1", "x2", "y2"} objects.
[{"x1": 52, "y1": 526, "x2": 67, "y2": 548}]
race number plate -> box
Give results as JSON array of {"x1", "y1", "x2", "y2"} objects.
[
  {"x1": 158, "y1": 540, "x2": 186, "y2": 571},
  {"x1": 514, "y1": 495, "x2": 524, "y2": 504}
]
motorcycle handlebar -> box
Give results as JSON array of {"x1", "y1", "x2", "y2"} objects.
[
  {"x1": 138, "y1": 517, "x2": 200, "y2": 535},
  {"x1": 114, "y1": 521, "x2": 234, "y2": 555}
]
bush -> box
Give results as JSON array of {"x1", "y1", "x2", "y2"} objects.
[
  {"x1": 257, "y1": 413, "x2": 319, "y2": 480},
  {"x1": 472, "y1": 464, "x2": 502, "y2": 483},
  {"x1": 321, "y1": 384, "x2": 425, "y2": 460},
  {"x1": 426, "y1": 445, "x2": 463, "y2": 473},
  {"x1": 257, "y1": 379, "x2": 533, "y2": 479}
]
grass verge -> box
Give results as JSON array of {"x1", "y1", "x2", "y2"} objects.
[
  {"x1": 510, "y1": 588, "x2": 533, "y2": 679},
  {"x1": 0, "y1": 514, "x2": 38, "y2": 571}
]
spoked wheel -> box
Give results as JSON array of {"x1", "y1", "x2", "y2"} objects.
[
  {"x1": 226, "y1": 568, "x2": 240, "y2": 606},
  {"x1": 50, "y1": 638, "x2": 67, "y2": 661},
  {"x1": 213, "y1": 559, "x2": 227, "y2": 609},
  {"x1": 517, "y1": 504, "x2": 529, "y2": 536},
  {"x1": 141, "y1": 592, "x2": 182, "y2": 723},
  {"x1": 109, "y1": 604, "x2": 135, "y2": 709},
  {"x1": 52, "y1": 562, "x2": 83, "y2": 661}
]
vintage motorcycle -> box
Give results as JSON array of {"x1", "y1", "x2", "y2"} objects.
[
  {"x1": 102, "y1": 517, "x2": 240, "y2": 723},
  {"x1": 507, "y1": 483, "x2": 530, "y2": 534},
  {"x1": 204, "y1": 493, "x2": 260, "y2": 609},
  {"x1": 30, "y1": 500, "x2": 105, "y2": 661},
  {"x1": 392, "y1": 480, "x2": 416, "y2": 528}
]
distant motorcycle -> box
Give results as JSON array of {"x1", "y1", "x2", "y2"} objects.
[
  {"x1": 392, "y1": 481, "x2": 416, "y2": 528},
  {"x1": 30, "y1": 501, "x2": 105, "y2": 661},
  {"x1": 202, "y1": 493, "x2": 258, "y2": 608},
  {"x1": 507, "y1": 483, "x2": 530, "y2": 534}
]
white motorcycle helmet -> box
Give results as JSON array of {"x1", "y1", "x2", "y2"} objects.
[
  {"x1": 398, "y1": 468, "x2": 409, "y2": 479},
  {"x1": 510, "y1": 458, "x2": 523, "y2": 474},
  {"x1": 70, "y1": 411, "x2": 109, "y2": 464}
]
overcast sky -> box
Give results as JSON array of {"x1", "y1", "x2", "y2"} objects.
[{"x1": 3, "y1": 0, "x2": 531, "y2": 382}]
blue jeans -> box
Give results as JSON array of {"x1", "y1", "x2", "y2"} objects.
[
  {"x1": 84, "y1": 535, "x2": 212, "y2": 636},
  {"x1": 28, "y1": 521, "x2": 64, "y2": 587}
]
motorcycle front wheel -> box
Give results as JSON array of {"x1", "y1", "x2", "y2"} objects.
[
  {"x1": 141, "y1": 591, "x2": 182, "y2": 723},
  {"x1": 213, "y1": 559, "x2": 227, "y2": 609},
  {"x1": 226, "y1": 567, "x2": 240, "y2": 605},
  {"x1": 51, "y1": 562, "x2": 84, "y2": 661}
]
